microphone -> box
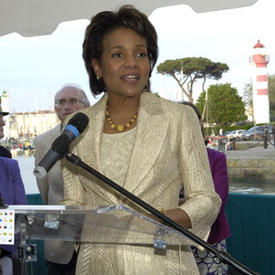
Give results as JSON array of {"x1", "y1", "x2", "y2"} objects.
[{"x1": 33, "y1": 112, "x2": 89, "y2": 179}]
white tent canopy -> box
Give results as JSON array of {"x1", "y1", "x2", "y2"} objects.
[{"x1": 0, "y1": 0, "x2": 257, "y2": 37}]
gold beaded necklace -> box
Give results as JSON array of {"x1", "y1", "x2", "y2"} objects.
[{"x1": 105, "y1": 109, "x2": 138, "y2": 132}]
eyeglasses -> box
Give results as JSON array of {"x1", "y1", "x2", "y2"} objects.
[{"x1": 55, "y1": 98, "x2": 85, "y2": 106}]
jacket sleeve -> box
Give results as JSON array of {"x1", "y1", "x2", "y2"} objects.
[
  {"x1": 33, "y1": 137, "x2": 49, "y2": 203},
  {"x1": 207, "y1": 150, "x2": 230, "y2": 243},
  {"x1": 177, "y1": 107, "x2": 221, "y2": 242},
  {"x1": 211, "y1": 151, "x2": 229, "y2": 213}
]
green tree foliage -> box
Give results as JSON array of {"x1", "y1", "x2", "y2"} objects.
[
  {"x1": 268, "y1": 75, "x2": 275, "y2": 121},
  {"x1": 196, "y1": 83, "x2": 247, "y2": 130},
  {"x1": 268, "y1": 75, "x2": 275, "y2": 107},
  {"x1": 242, "y1": 82, "x2": 253, "y2": 120},
  {"x1": 243, "y1": 75, "x2": 275, "y2": 122},
  {"x1": 157, "y1": 57, "x2": 229, "y2": 102}
]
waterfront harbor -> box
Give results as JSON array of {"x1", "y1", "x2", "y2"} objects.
[
  {"x1": 16, "y1": 146, "x2": 275, "y2": 195},
  {"x1": 225, "y1": 143, "x2": 275, "y2": 183}
]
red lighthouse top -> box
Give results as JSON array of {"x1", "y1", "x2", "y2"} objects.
[
  {"x1": 252, "y1": 39, "x2": 269, "y2": 66},
  {"x1": 253, "y1": 40, "x2": 264, "y2": 49}
]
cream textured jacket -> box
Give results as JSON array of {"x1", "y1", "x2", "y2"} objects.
[{"x1": 62, "y1": 92, "x2": 221, "y2": 275}]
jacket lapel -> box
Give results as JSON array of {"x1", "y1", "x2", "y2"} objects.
[
  {"x1": 81, "y1": 94, "x2": 107, "y2": 173},
  {"x1": 124, "y1": 92, "x2": 169, "y2": 194}
]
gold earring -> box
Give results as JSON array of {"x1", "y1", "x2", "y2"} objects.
[{"x1": 96, "y1": 75, "x2": 100, "y2": 80}]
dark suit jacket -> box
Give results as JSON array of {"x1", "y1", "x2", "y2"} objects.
[{"x1": 0, "y1": 145, "x2": 12, "y2": 158}]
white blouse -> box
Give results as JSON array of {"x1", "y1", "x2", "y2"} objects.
[{"x1": 100, "y1": 127, "x2": 137, "y2": 187}]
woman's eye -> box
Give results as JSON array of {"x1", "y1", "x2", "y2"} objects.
[
  {"x1": 112, "y1": 52, "x2": 122, "y2": 58},
  {"x1": 137, "y1": 52, "x2": 147, "y2": 57}
]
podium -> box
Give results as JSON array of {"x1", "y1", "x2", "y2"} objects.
[
  {"x1": 7, "y1": 204, "x2": 196, "y2": 263},
  {"x1": 4, "y1": 204, "x2": 259, "y2": 275}
]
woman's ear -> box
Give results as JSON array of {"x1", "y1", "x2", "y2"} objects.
[{"x1": 92, "y1": 58, "x2": 102, "y2": 79}]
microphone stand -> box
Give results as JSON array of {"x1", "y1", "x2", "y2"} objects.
[{"x1": 66, "y1": 152, "x2": 259, "y2": 275}]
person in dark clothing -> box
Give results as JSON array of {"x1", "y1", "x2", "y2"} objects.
[{"x1": 0, "y1": 145, "x2": 11, "y2": 158}]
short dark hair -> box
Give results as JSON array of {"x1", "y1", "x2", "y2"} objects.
[
  {"x1": 180, "y1": 101, "x2": 202, "y2": 120},
  {"x1": 180, "y1": 101, "x2": 208, "y2": 144},
  {"x1": 82, "y1": 5, "x2": 158, "y2": 96}
]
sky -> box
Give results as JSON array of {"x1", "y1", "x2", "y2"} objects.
[{"x1": 0, "y1": 0, "x2": 274, "y2": 112}]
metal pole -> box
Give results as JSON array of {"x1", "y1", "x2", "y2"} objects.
[
  {"x1": 263, "y1": 126, "x2": 268, "y2": 149},
  {"x1": 272, "y1": 127, "x2": 275, "y2": 148}
]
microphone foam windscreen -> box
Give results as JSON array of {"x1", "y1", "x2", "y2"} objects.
[{"x1": 68, "y1": 112, "x2": 89, "y2": 133}]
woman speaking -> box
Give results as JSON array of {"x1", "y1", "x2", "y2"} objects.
[{"x1": 62, "y1": 5, "x2": 221, "y2": 275}]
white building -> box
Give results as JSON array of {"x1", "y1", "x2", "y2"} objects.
[
  {"x1": 1, "y1": 90, "x2": 59, "y2": 141},
  {"x1": 8, "y1": 110, "x2": 59, "y2": 140}
]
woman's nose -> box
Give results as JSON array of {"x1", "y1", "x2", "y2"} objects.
[{"x1": 124, "y1": 55, "x2": 137, "y2": 68}]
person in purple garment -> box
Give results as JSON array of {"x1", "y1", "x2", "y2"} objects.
[
  {"x1": 180, "y1": 101, "x2": 231, "y2": 275},
  {"x1": 0, "y1": 156, "x2": 27, "y2": 274},
  {"x1": 0, "y1": 106, "x2": 12, "y2": 159}
]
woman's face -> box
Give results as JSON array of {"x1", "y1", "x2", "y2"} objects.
[{"x1": 92, "y1": 27, "x2": 150, "y2": 100}]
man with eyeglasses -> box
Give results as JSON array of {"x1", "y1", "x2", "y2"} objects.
[
  {"x1": 0, "y1": 105, "x2": 12, "y2": 158},
  {"x1": 33, "y1": 84, "x2": 90, "y2": 275}
]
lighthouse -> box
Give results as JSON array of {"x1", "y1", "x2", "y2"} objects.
[{"x1": 250, "y1": 40, "x2": 270, "y2": 124}]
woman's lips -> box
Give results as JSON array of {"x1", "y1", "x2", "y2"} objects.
[{"x1": 121, "y1": 74, "x2": 140, "y2": 81}]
